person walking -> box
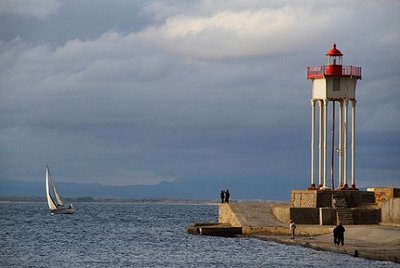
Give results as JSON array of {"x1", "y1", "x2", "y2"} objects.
[
  {"x1": 334, "y1": 223, "x2": 345, "y2": 245},
  {"x1": 333, "y1": 225, "x2": 339, "y2": 245},
  {"x1": 289, "y1": 219, "x2": 296, "y2": 239},
  {"x1": 224, "y1": 189, "x2": 230, "y2": 203},
  {"x1": 220, "y1": 190, "x2": 225, "y2": 204}
]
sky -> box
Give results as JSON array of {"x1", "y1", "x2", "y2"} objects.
[{"x1": 0, "y1": 0, "x2": 399, "y2": 197}]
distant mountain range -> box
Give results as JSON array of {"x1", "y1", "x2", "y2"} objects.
[{"x1": 0, "y1": 179, "x2": 292, "y2": 201}]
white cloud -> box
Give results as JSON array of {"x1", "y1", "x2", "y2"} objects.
[
  {"x1": 139, "y1": 7, "x2": 333, "y2": 59},
  {"x1": 0, "y1": 0, "x2": 61, "y2": 19}
]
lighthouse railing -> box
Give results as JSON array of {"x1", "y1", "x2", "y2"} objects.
[
  {"x1": 307, "y1": 66, "x2": 361, "y2": 79},
  {"x1": 342, "y1": 66, "x2": 362, "y2": 79}
]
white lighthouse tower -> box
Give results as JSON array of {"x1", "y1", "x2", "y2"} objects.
[{"x1": 307, "y1": 44, "x2": 361, "y2": 190}]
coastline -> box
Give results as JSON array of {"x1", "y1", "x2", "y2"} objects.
[
  {"x1": 252, "y1": 224, "x2": 400, "y2": 264},
  {"x1": 0, "y1": 197, "x2": 220, "y2": 205}
]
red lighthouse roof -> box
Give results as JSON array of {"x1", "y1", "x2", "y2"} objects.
[
  {"x1": 307, "y1": 43, "x2": 361, "y2": 80},
  {"x1": 326, "y1": 43, "x2": 343, "y2": 56}
]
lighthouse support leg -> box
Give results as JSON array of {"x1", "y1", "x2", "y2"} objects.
[
  {"x1": 343, "y1": 100, "x2": 349, "y2": 189},
  {"x1": 330, "y1": 101, "x2": 335, "y2": 190},
  {"x1": 338, "y1": 101, "x2": 343, "y2": 189},
  {"x1": 309, "y1": 100, "x2": 316, "y2": 190},
  {"x1": 351, "y1": 100, "x2": 358, "y2": 190},
  {"x1": 323, "y1": 99, "x2": 329, "y2": 189},
  {"x1": 318, "y1": 100, "x2": 323, "y2": 189}
]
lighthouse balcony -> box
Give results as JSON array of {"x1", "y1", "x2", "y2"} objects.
[{"x1": 307, "y1": 65, "x2": 361, "y2": 80}]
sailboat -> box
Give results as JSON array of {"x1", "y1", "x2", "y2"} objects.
[{"x1": 45, "y1": 166, "x2": 75, "y2": 214}]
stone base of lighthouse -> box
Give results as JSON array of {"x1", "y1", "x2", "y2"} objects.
[{"x1": 286, "y1": 190, "x2": 379, "y2": 225}]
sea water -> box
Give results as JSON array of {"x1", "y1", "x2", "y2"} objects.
[{"x1": 0, "y1": 202, "x2": 398, "y2": 268}]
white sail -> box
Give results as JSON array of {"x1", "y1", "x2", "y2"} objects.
[
  {"x1": 52, "y1": 176, "x2": 64, "y2": 206},
  {"x1": 45, "y1": 165, "x2": 75, "y2": 214},
  {"x1": 45, "y1": 166, "x2": 58, "y2": 210}
]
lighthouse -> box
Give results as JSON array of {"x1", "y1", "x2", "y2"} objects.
[
  {"x1": 289, "y1": 46, "x2": 379, "y2": 226},
  {"x1": 307, "y1": 44, "x2": 361, "y2": 190}
]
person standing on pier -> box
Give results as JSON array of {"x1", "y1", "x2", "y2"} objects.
[
  {"x1": 220, "y1": 190, "x2": 225, "y2": 203},
  {"x1": 333, "y1": 226, "x2": 339, "y2": 245},
  {"x1": 289, "y1": 220, "x2": 296, "y2": 239},
  {"x1": 224, "y1": 189, "x2": 230, "y2": 203},
  {"x1": 334, "y1": 223, "x2": 345, "y2": 245}
]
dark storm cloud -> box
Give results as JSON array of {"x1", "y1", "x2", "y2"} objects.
[{"x1": 0, "y1": 0, "x2": 399, "y2": 191}]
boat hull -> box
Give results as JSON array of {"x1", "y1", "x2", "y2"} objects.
[{"x1": 51, "y1": 208, "x2": 75, "y2": 214}]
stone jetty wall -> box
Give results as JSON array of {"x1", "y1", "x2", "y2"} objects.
[
  {"x1": 218, "y1": 203, "x2": 241, "y2": 227},
  {"x1": 380, "y1": 198, "x2": 400, "y2": 224},
  {"x1": 291, "y1": 190, "x2": 375, "y2": 208}
]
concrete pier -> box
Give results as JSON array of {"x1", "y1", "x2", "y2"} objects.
[{"x1": 215, "y1": 202, "x2": 400, "y2": 264}]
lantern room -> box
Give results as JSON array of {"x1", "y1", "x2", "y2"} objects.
[{"x1": 325, "y1": 43, "x2": 343, "y2": 76}]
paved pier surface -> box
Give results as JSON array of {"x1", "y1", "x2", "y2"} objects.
[
  {"x1": 221, "y1": 202, "x2": 285, "y2": 227},
  {"x1": 219, "y1": 202, "x2": 400, "y2": 264}
]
